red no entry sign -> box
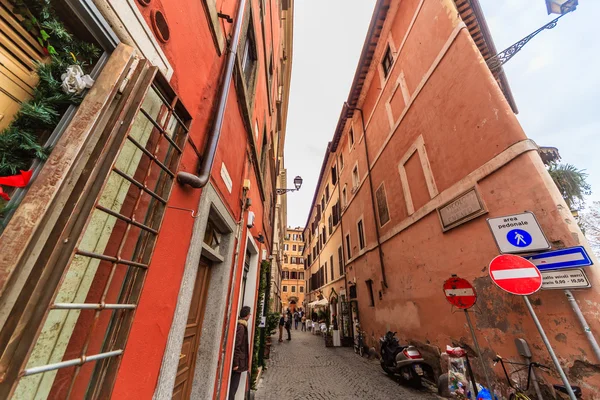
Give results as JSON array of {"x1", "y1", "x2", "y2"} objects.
[
  {"x1": 443, "y1": 277, "x2": 477, "y2": 309},
  {"x1": 489, "y1": 254, "x2": 542, "y2": 295}
]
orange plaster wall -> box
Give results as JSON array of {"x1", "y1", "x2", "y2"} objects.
[{"x1": 342, "y1": 1, "x2": 600, "y2": 397}]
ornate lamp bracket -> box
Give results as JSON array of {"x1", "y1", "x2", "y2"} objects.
[{"x1": 486, "y1": 1, "x2": 577, "y2": 73}]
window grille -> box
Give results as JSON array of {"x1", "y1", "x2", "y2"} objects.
[{"x1": 7, "y1": 65, "x2": 191, "y2": 399}]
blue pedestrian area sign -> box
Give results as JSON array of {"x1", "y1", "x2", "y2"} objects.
[
  {"x1": 507, "y1": 229, "x2": 532, "y2": 248},
  {"x1": 487, "y1": 212, "x2": 550, "y2": 254}
]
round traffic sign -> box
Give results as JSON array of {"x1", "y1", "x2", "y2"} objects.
[
  {"x1": 489, "y1": 254, "x2": 542, "y2": 295},
  {"x1": 443, "y1": 277, "x2": 477, "y2": 309}
]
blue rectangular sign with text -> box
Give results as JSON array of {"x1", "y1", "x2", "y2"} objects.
[{"x1": 526, "y1": 246, "x2": 593, "y2": 271}]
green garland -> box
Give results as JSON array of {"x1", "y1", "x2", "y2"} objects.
[
  {"x1": 250, "y1": 260, "x2": 269, "y2": 390},
  {"x1": 0, "y1": 0, "x2": 100, "y2": 215}
]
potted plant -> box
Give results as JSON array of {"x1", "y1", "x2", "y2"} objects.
[{"x1": 264, "y1": 312, "x2": 280, "y2": 359}]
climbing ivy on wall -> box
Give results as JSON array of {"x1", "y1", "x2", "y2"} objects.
[{"x1": 0, "y1": 0, "x2": 100, "y2": 215}]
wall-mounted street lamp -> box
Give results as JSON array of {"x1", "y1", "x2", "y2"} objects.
[
  {"x1": 486, "y1": 0, "x2": 578, "y2": 73},
  {"x1": 276, "y1": 176, "x2": 303, "y2": 195}
]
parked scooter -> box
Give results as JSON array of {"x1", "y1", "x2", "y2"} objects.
[{"x1": 379, "y1": 331, "x2": 433, "y2": 387}]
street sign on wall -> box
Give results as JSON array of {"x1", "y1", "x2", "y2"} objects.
[
  {"x1": 489, "y1": 254, "x2": 542, "y2": 295},
  {"x1": 487, "y1": 212, "x2": 550, "y2": 254},
  {"x1": 443, "y1": 277, "x2": 477, "y2": 309},
  {"x1": 541, "y1": 268, "x2": 592, "y2": 290},
  {"x1": 526, "y1": 246, "x2": 593, "y2": 271}
]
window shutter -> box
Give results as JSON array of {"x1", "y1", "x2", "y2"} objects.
[{"x1": 376, "y1": 184, "x2": 390, "y2": 226}]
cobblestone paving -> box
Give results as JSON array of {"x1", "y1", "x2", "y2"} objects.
[{"x1": 255, "y1": 330, "x2": 440, "y2": 400}]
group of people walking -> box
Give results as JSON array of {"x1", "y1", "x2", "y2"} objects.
[{"x1": 278, "y1": 308, "x2": 307, "y2": 341}]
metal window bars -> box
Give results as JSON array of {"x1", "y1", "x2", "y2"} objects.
[{"x1": 13, "y1": 68, "x2": 191, "y2": 398}]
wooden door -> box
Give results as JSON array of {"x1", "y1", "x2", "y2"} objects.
[{"x1": 172, "y1": 258, "x2": 212, "y2": 400}]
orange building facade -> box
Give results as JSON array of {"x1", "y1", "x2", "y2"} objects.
[
  {"x1": 280, "y1": 227, "x2": 305, "y2": 312},
  {"x1": 307, "y1": 0, "x2": 600, "y2": 397},
  {"x1": 0, "y1": 0, "x2": 294, "y2": 399}
]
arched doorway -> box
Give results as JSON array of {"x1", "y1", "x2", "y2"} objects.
[{"x1": 288, "y1": 297, "x2": 298, "y2": 313}]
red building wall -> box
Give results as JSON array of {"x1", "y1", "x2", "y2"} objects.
[{"x1": 101, "y1": 0, "x2": 287, "y2": 398}]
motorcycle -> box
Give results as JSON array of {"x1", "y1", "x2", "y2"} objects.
[{"x1": 379, "y1": 331, "x2": 433, "y2": 388}]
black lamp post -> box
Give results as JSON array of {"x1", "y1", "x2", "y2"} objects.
[
  {"x1": 486, "y1": 0, "x2": 578, "y2": 73},
  {"x1": 276, "y1": 176, "x2": 303, "y2": 195}
]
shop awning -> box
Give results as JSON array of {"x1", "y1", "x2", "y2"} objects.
[{"x1": 308, "y1": 298, "x2": 329, "y2": 307}]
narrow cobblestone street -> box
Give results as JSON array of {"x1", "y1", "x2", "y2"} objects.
[{"x1": 255, "y1": 329, "x2": 440, "y2": 400}]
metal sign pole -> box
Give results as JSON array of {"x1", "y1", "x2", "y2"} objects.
[
  {"x1": 463, "y1": 351, "x2": 479, "y2": 397},
  {"x1": 523, "y1": 296, "x2": 576, "y2": 400},
  {"x1": 565, "y1": 289, "x2": 600, "y2": 362},
  {"x1": 464, "y1": 310, "x2": 493, "y2": 392}
]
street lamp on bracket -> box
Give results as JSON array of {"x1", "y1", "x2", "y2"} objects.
[
  {"x1": 276, "y1": 176, "x2": 303, "y2": 195},
  {"x1": 486, "y1": 0, "x2": 578, "y2": 73}
]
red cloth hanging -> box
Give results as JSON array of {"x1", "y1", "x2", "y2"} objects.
[{"x1": 0, "y1": 170, "x2": 33, "y2": 201}]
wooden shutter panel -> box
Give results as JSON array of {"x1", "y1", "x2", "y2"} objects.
[{"x1": 0, "y1": 0, "x2": 48, "y2": 130}]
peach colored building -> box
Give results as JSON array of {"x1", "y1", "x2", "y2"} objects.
[
  {"x1": 307, "y1": 0, "x2": 600, "y2": 397},
  {"x1": 280, "y1": 227, "x2": 306, "y2": 312},
  {"x1": 302, "y1": 140, "x2": 352, "y2": 344}
]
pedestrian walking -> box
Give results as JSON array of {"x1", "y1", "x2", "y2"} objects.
[
  {"x1": 285, "y1": 312, "x2": 292, "y2": 341},
  {"x1": 229, "y1": 306, "x2": 251, "y2": 400},
  {"x1": 301, "y1": 314, "x2": 306, "y2": 331},
  {"x1": 293, "y1": 310, "x2": 299, "y2": 330},
  {"x1": 278, "y1": 313, "x2": 285, "y2": 342}
]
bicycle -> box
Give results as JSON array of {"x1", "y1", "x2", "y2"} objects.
[
  {"x1": 354, "y1": 329, "x2": 366, "y2": 357},
  {"x1": 493, "y1": 354, "x2": 582, "y2": 399}
]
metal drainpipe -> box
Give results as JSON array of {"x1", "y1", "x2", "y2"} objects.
[
  {"x1": 347, "y1": 103, "x2": 388, "y2": 289},
  {"x1": 178, "y1": 0, "x2": 248, "y2": 188}
]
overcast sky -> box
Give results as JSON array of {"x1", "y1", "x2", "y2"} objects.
[{"x1": 284, "y1": 0, "x2": 599, "y2": 229}]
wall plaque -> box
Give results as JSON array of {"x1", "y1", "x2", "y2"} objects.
[{"x1": 437, "y1": 187, "x2": 486, "y2": 231}]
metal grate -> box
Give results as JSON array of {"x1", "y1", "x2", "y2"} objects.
[{"x1": 13, "y1": 73, "x2": 191, "y2": 399}]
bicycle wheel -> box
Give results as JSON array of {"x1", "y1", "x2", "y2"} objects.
[{"x1": 509, "y1": 391, "x2": 532, "y2": 400}]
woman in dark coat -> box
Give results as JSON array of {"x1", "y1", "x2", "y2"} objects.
[{"x1": 229, "y1": 306, "x2": 251, "y2": 400}]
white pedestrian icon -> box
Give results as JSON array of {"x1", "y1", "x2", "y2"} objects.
[{"x1": 514, "y1": 232, "x2": 526, "y2": 246}]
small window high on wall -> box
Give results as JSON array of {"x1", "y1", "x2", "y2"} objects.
[
  {"x1": 358, "y1": 220, "x2": 365, "y2": 250},
  {"x1": 345, "y1": 234, "x2": 352, "y2": 259},
  {"x1": 338, "y1": 246, "x2": 344, "y2": 276},
  {"x1": 366, "y1": 280, "x2": 375, "y2": 306},
  {"x1": 242, "y1": 20, "x2": 257, "y2": 85},
  {"x1": 376, "y1": 183, "x2": 390, "y2": 226},
  {"x1": 382, "y1": 45, "x2": 393, "y2": 78}
]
